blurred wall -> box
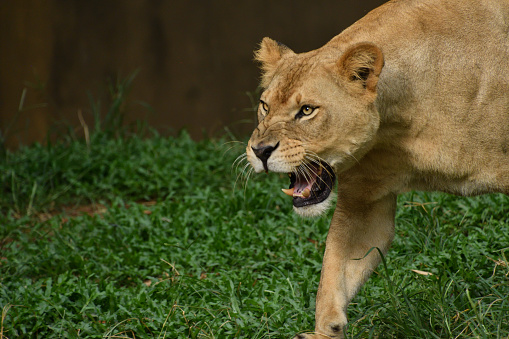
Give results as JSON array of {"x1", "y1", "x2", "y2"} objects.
[{"x1": 0, "y1": 0, "x2": 387, "y2": 147}]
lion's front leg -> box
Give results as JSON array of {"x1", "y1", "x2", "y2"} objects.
[{"x1": 295, "y1": 193, "x2": 397, "y2": 339}]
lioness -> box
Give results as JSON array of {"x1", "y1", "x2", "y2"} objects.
[{"x1": 245, "y1": 0, "x2": 509, "y2": 337}]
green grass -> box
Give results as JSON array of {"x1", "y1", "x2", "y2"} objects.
[
  {"x1": 349, "y1": 193, "x2": 509, "y2": 338},
  {"x1": 1, "y1": 130, "x2": 509, "y2": 338}
]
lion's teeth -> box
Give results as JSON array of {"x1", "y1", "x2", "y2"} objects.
[
  {"x1": 282, "y1": 187, "x2": 311, "y2": 198},
  {"x1": 281, "y1": 188, "x2": 294, "y2": 196}
]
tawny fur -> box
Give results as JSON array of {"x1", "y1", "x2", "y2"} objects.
[{"x1": 246, "y1": 0, "x2": 509, "y2": 337}]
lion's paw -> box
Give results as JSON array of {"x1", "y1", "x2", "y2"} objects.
[
  {"x1": 293, "y1": 324, "x2": 345, "y2": 339},
  {"x1": 293, "y1": 332, "x2": 341, "y2": 339},
  {"x1": 293, "y1": 334, "x2": 314, "y2": 339}
]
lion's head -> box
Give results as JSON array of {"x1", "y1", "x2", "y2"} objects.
[{"x1": 246, "y1": 37, "x2": 384, "y2": 217}]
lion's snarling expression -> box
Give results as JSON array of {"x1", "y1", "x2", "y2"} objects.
[
  {"x1": 287, "y1": 160, "x2": 336, "y2": 208},
  {"x1": 246, "y1": 38, "x2": 384, "y2": 217}
]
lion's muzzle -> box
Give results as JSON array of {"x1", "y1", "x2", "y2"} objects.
[{"x1": 251, "y1": 141, "x2": 280, "y2": 173}]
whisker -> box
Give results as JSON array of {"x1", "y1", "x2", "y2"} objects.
[
  {"x1": 301, "y1": 160, "x2": 334, "y2": 192},
  {"x1": 233, "y1": 154, "x2": 251, "y2": 184},
  {"x1": 300, "y1": 161, "x2": 318, "y2": 183},
  {"x1": 298, "y1": 163, "x2": 316, "y2": 190},
  {"x1": 222, "y1": 140, "x2": 246, "y2": 146},
  {"x1": 233, "y1": 160, "x2": 250, "y2": 192},
  {"x1": 239, "y1": 161, "x2": 252, "y2": 182},
  {"x1": 302, "y1": 153, "x2": 334, "y2": 191},
  {"x1": 222, "y1": 142, "x2": 246, "y2": 159},
  {"x1": 232, "y1": 160, "x2": 248, "y2": 187},
  {"x1": 304, "y1": 150, "x2": 336, "y2": 179},
  {"x1": 345, "y1": 151, "x2": 360, "y2": 165},
  {"x1": 243, "y1": 167, "x2": 255, "y2": 200},
  {"x1": 232, "y1": 153, "x2": 248, "y2": 172},
  {"x1": 303, "y1": 149, "x2": 326, "y2": 163},
  {"x1": 221, "y1": 140, "x2": 247, "y2": 151},
  {"x1": 241, "y1": 160, "x2": 252, "y2": 175},
  {"x1": 295, "y1": 162, "x2": 308, "y2": 180}
]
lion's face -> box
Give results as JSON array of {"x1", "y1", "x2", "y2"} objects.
[{"x1": 247, "y1": 38, "x2": 384, "y2": 216}]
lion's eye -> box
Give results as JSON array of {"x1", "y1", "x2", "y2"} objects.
[
  {"x1": 296, "y1": 105, "x2": 317, "y2": 119},
  {"x1": 259, "y1": 100, "x2": 269, "y2": 116},
  {"x1": 301, "y1": 105, "x2": 314, "y2": 115}
]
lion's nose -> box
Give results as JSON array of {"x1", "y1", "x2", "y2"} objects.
[{"x1": 251, "y1": 141, "x2": 279, "y2": 172}]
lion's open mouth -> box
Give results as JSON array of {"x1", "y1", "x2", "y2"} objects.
[{"x1": 282, "y1": 161, "x2": 336, "y2": 207}]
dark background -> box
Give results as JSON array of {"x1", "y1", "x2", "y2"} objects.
[{"x1": 0, "y1": 0, "x2": 387, "y2": 147}]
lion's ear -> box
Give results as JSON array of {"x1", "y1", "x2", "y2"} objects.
[
  {"x1": 255, "y1": 37, "x2": 294, "y2": 87},
  {"x1": 337, "y1": 43, "x2": 384, "y2": 93}
]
